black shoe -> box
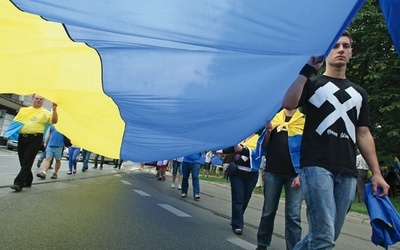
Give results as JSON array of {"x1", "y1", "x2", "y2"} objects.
[
  {"x1": 10, "y1": 185, "x2": 22, "y2": 192},
  {"x1": 82, "y1": 168, "x2": 87, "y2": 172},
  {"x1": 49, "y1": 166, "x2": 53, "y2": 169},
  {"x1": 256, "y1": 245, "x2": 267, "y2": 250},
  {"x1": 36, "y1": 160, "x2": 42, "y2": 168},
  {"x1": 93, "y1": 166, "x2": 97, "y2": 169},
  {"x1": 23, "y1": 183, "x2": 32, "y2": 188}
]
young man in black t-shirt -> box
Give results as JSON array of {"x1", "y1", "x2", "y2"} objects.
[
  {"x1": 282, "y1": 30, "x2": 389, "y2": 249},
  {"x1": 256, "y1": 108, "x2": 304, "y2": 250}
]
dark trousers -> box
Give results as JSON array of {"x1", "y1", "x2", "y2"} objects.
[
  {"x1": 114, "y1": 159, "x2": 123, "y2": 169},
  {"x1": 94, "y1": 154, "x2": 105, "y2": 168},
  {"x1": 14, "y1": 134, "x2": 42, "y2": 187},
  {"x1": 230, "y1": 169, "x2": 258, "y2": 230},
  {"x1": 356, "y1": 169, "x2": 369, "y2": 203}
]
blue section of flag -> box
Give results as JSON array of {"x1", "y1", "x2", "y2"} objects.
[
  {"x1": 380, "y1": 0, "x2": 400, "y2": 56},
  {"x1": 4, "y1": 120, "x2": 24, "y2": 140}
]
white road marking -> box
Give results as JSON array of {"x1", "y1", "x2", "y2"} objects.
[
  {"x1": 120, "y1": 180, "x2": 132, "y2": 185},
  {"x1": 114, "y1": 174, "x2": 121, "y2": 177},
  {"x1": 133, "y1": 189, "x2": 150, "y2": 196},
  {"x1": 158, "y1": 204, "x2": 191, "y2": 217},
  {"x1": 227, "y1": 237, "x2": 257, "y2": 250}
]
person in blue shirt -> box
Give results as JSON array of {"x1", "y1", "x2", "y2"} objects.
[
  {"x1": 181, "y1": 153, "x2": 204, "y2": 200},
  {"x1": 37, "y1": 124, "x2": 65, "y2": 180}
]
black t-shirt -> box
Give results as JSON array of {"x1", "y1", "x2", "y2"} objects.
[
  {"x1": 299, "y1": 75, "x2": 370, "y2": 177},
  {"x1": 222, "y1": 146, "x2": 251, "y2": 168},
  {"x1": 265, "y1": 116, "x2": 296, "y2": 176}
]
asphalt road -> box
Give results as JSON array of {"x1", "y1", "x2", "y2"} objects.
[{"x1": 0, "y1": 147, "x2": 399, "y2": 249}]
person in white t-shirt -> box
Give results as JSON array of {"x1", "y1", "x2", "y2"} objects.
[{"x1": 356, "y1": 153, "x2": 369, "y2": 203}]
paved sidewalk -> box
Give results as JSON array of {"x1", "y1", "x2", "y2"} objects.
[{"x1": 0, "y1": 145, "x2": 149, "y2": 188}]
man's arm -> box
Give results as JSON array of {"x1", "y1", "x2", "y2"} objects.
[
  {"x1": 51, "y1": 102, "x2": 58, "y2": 124},
  {"x1": 356, "y1": 126, "x2": 389, "y2": 196},
  {"x1": 261, "y1": 122, "x2": 272, "y2": 150},
  {"x1": 282, "y1": 56, "x2": 324, "y2": 109}
]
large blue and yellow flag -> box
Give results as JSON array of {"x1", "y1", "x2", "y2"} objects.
[{"x1": 1, "y1": 0, "x2": 396, "y2": 162}]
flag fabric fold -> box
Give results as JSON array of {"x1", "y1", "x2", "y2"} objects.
[{"x1": 365, "y1": 183, "x2": 400, "y2": 249}]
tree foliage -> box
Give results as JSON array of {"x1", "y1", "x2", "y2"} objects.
[{"x1": 347, "y1": 0, "x2": 400, "y2": 164}]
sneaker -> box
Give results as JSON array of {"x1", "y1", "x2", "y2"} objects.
[
  {"x1": 194, "y1": 195, "x2": 200, "y2": 201},
  {"x1": 171, "y1": 183, "x2": 176, "y2": 188},
  {"x1": 67, "y1": 172, "x2": 72, "y2": 175},
  {"x1": 161, "y1": 175, "x2": 166, "y2": 181},
  {"x1": 233, "y1": 228, "x2": 243, "y2": 235},
  {"x1": 181, "y1": 193, "x2": 187, "y2": 198},
  {"x1": 36, "y1": 160, "x2": 42, "y2": 168},
  {"x1": 157, "y1": 176, "x2": 162, "y2": 181},
  {"x1": 50, "y1": 173, "x2": 57, "y2": 179},
  {"x1": 177, "y1": 184, "x2": 182, "y2": 190},
  {"x1": 36, "y1": 172, "x2": 46, "y2": 179}
]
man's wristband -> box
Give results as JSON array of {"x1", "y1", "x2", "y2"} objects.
[{"x1": 299, "y1": 64, "x2": 317, "y2": 78}]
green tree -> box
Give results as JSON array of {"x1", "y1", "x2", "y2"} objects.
[{"x1": 347, "y1": 0, "x2": 400, "y2": 164}]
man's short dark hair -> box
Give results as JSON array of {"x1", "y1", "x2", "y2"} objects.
[{"x1": 342, "y1": 30, "x2": 352, "y2": 45}]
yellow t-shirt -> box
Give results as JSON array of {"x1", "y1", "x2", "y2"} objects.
[{"x1": 18, "y1": 106, "x2": 52, "y2": 134}]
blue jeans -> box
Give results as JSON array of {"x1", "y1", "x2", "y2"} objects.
[
  {"x1": 181, "y1": 162, "x2": 200, "y2": 197},
  {"x1": 230, "y1": 170, "x2": 258, "y2": 230},
  {"x1": 68, "y1": 147, "x2": 80, "y2": 172},
  {"x1": 293, "y1": 167, "x2": 356, "y2": 250},
  {"x1": 257, "y1": 172, "x2": 302, "y2": 250},
  {"x1": 82, "y1": 149, "x2": 91, "y2": 170}
]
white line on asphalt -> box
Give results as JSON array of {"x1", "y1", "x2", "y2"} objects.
[
  {"x1": 114, "y1": 174, "x2": 121, "y2": 177},
  {"x1": 133, "y1": 189, "x2": 150, "y2": 196},
  {"x1": 158, "y1": 204, "x2": 191, "y2": 217},
  {"x1": 120, "y1": 180, "x2": 132, "y2": 185},
  {"x1": 226, "y1": 237, "x2": 257, "y2": 250}
]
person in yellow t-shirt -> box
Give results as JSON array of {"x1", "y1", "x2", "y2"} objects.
[{"x1": 9, "y1": 94, "x2": 58, "y2": 192}]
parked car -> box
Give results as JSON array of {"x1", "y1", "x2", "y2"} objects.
[{"x1": 6, "y1": 139, "x2": 18, "y2": 150}]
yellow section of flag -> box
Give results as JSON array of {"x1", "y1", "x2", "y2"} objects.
[{"x1": 0, "y1": 1, "x2": 124, "y2": 158}]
